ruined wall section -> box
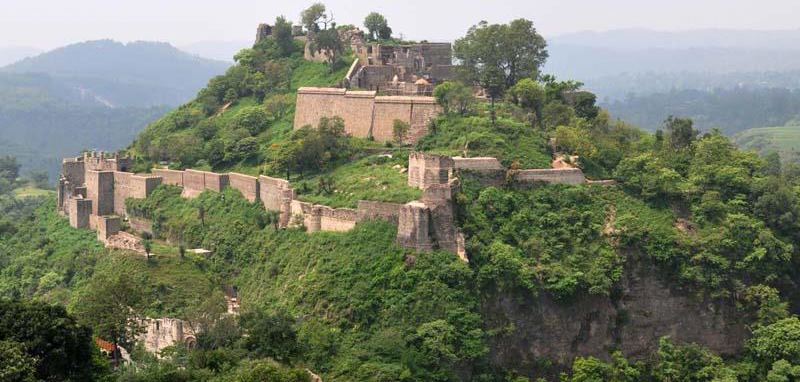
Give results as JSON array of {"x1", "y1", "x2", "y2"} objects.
[
  {"x1": 397, "y1": 202, "x2": 433, "y2": 251},
  {"x1": 357, "y1": 201, "x2": 403, "y2": 225},
  {"x1": 259, "y1": 175, "x2": 295, "y2": 227},
  {"x1": 407, "y1": 152, "x2": 454, "y2": 190},
  {"x1": 96, "y1": 216, "x2": 121, "y2": 242},
  {"x1": 139, "y1": 318, "x2": 196, "y2": 355},
  {"x1": 319, "y1": 206, "x2": 359, "y2": 232},
  {"x1": 453, "y1": 157, "x2": 506, "y2": 187},
  {"x1": 58, "y1": 158, "x2": 86, "y2": 213},
  {"x1": 228, "y1": 173, "x2": 260, "y2": 203},
  {"x1": 513, "y1": 168, "x2": 586, "y2": 187},
  {"x1": 422, "y1": 181, "x2": 461, "y2": 254}
]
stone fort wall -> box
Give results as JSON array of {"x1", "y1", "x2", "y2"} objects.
[
  {"x1": 293, "y1": 87, "x2": 440, "y2": 143},
  {"x1": 59, "y1": 150, "x2": 599, "y2": 262}
]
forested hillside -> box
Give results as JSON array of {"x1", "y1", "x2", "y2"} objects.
[
  {"x1": 603, "y1": 87, "x2": 800, "y2": 135},
  {"x1": 0, "y1": 41, "x2": 230, "y2": 181},
  {"x1": 4, "y1": 5, "x2": 800, "y2": 382}
]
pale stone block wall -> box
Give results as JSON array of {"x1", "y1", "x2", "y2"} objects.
[
  {"x1": 514, "y1": 168, "x2": 586, "y2": 186},
  {"x1": 259, "y1": 175, "x2": 292, "y2": 211},
  {"x1": 96, "y1": 216, "x2": 121, "y2": 241},
  {"x1": 152, "y1": 169, "x2": 184, "y2": 187},
  {"x1": 113, "y1": 172, "x2": 162, "y2": 215},
  {"x1": 408, "y1": 152, "x2": 454, "y2": 190},
  {"x1": 203, "y1": 171, "x2": 229, "y2": 192},
  {"x1": 319, "y1": 206, "x2": 358, "y2": 232},
  {"x1": 371, "y1": 97, "x2": 412, "y2": 142},
  {"x1": 294, "y1": 87, "x2": 376, "y2": 138},
  {"x1": 294, "y1": 87, "x2": 440, "y2": 143},
  {"x1": 397, "y1": 201, "x2": 432, "y2": 251},
  {"x1": 356, "y1": 200, "x2": 403, "y2": 225},
  {"x1": 139, "y1": 318, "x2": 196, "y2": 355},
  {"x1": 182, "y1": 170, "x2": 206, "y2": 198},
  {"x1": 68, "y1": 198, "x2": 92, "y2": 229},
  {"x1": 86, "y1": 170, "x2": 115, "y2": 216},
  {"x1": 228, "y1": 173, "x2": 260, "y2": 203},
  {"x1": 453, "y1": 157, "x2": 504, "y2": 170}
]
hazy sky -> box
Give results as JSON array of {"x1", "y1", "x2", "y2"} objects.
[{"x1": 3, "y1": 0, "x2": 800, "y2": 49}]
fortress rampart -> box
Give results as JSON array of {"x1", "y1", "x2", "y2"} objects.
[
  {"x1": 59, "y1": 149, "x2": 601, "y2": 261},
  {"x1": 58, "y1": 152, "x2": 161, "y2": 243},
  {"x1": 293, "y1": 87, "x2": 440, "y2": 144}
]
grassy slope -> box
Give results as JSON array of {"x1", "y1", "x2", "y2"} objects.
[
  {"x1": 734, "y1": 124, "x2": 800, "y2": 159},
  {"x1": 294, "y1": 154, "x2": 422, "y2": 208}
]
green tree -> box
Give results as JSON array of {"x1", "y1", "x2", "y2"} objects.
[
  {"x1": 653, "y1": 337, "x2": 736, "y2": 382},
  {"x1": 749, "y1": 317, "x2": 800, "y2": 369},
  {"x1": 433, "y1": 81, "x2": 475, "y2": 115},
  {"x1": 0, "y1": 341, "x2": 36, "y2": 382},
  {"x1": 273, "y1": 16, "x2": 296, "y2": 57},
  {"x1": 264, "y1": 94, "x2": 294, "y2": 120},
  {"x1": 240, "y1": 310, "x2": 300, "y2": 363},
  {"x1": 767, "y1": 359, "x2": 800, "y2": 382},
  {"x1": 312, "y1": 27, "x2": 344, "y2": 71},
  {"x1": 0, "y1": 300, "x2": 96, "y2": 381},
  {"x1": 569, "y1": 352, "x2": 639, "y2": 382},
  {"x1": 392, "y1": 119, "x2": 410, "y2": 144},
  {"x1": 664, "y1": 116, "x2": 698, "y2": 150},
  {"x1": 454, "y1": 18, "x2": 548, "y2": 91},
  {"x1": 300, "y1": 2, "x2": 328, "y2": 33},
  {"x1": 227, "y1": 137, "x2": 260, "y2": 163},
  {"x1": 0, "y1": 155, "x2": 20, "y2": 183},
  {"x1": 509, "y1": 78, "x2": 546, "y2": 125},
  {"x1": 263, "y1": 60, "x2": 292, "y2": 91},
  {"x1": 232, "y1": 106, "x2": 270, "y2": 136},
  {"x1": 71, "y1": 271, "x2": 148, "y2": 367},
  {"x1": 364, "y1": 12, "x2": 391, "y2": 41}
]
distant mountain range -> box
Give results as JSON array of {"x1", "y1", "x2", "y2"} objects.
[
  {"x1": 0, "y1": 46, "x2": 42, "y2": 67},
  {"x1": 2, "y1": 40, "x2": 231, "y2": 107},
  {"x1": 179, "y1": 40, "x2": 249, "y2": 63},
  {"x1": 540, "y1": 29, "x2": 800, "y2": 139},
  {"x1": 0, "y1": 40, "x2": 231, "y2": 181},
  {"x1": 544, "y1": 29, "x2": 800, "y2": 100}
]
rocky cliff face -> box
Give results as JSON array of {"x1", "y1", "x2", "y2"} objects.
[{"x1": 484, "y1": 256, "x2": 749, "y2": 376}]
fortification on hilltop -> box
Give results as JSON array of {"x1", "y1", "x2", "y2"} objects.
[
  {"x1": 280, "y1": 21, "x2": 453, "y2": 95},
  {"x1": 347, "y1": 41, "x2": 454, "y2": 95},
  {"x1": 57, "y1": 152, "x2": 161, "y2": 244},
  {"x1": 293, "y1": 87, "x2": 441, "y2": 143},
  {"x1": 58, "y1": 148, "x2": 602, "y2": 262}
]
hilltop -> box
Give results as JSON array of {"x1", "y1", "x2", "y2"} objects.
[
  {"x1": 5, "y1": 6, "x2": 800, "y2": 382},
  {"x1": 3, "y1": 39, "x2": 231, "y2": 107}
]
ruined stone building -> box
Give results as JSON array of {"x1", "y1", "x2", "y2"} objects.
[
  {"x1": 254, "y1": 22, "x2": 452, "y2": 96},
  {"x1": 139, "y1": 318, "x2": 197, "y2": 354},
  {"x1": 348, "y1": 42, "x2": 454, "y2": 95}
]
